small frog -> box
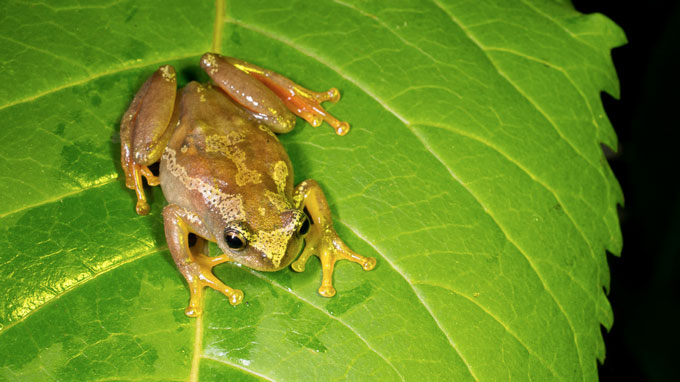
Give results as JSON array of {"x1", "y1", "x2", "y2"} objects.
[{"x1": 120, "y1": 53, "x2": 376, "y2": 317}]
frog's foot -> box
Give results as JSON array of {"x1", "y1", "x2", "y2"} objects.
[
  {"x1": 163, "y1": 204, "x2": 244, "y2": 317},
  {"x1": 291, "y1": 225, "x2": 376, "y2": 297},
  {"x1": 252, "y1": 71, "x2": 349, "y2": 135},
  {"x1": 124, "y1": 161, "x2": 160, "y2": 215},
  {"x1": 183, "y1": 253, "x2": 244, "y2": 317},
  {"x1": 202, "y1": 54, "x2": 349, "y2": 135},
  {"x1": 291, "y1": 179, "x2": 376, "y2": 296}
]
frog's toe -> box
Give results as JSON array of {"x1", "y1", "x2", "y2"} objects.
[
  {"x1": 307, "y1": 229, "x2": 376, "y2": 298},
  {"x1": 221, "y1": 288, "x2": 243, "y2": 306},
  {"x1": 291, "y1": 260, "x2": 305, "y2": 272},
  {"x1": 197, "y1": 265, "x2": 244, "y2": 307},
  {"x1": 185, "y1": 305, "x2": 202, "y2": 317},
  {"x1": 180, "y1": 255, "x2": 243, "y2": 315},
  {"x1": 362, "y1": 257, "x2": 377, "y2": 271},
  {"x1": 291, "y1": 244, "x2": 316, "y2": 273},
  {"x1": 140, "y1": 166, "x2": 160, "y2": 186},
  {"x1": 325, "y1": 87, "x2": 341, "y2": 103},
  {"x1": 228, "y1": 289, "x2": 244, "y2": 306},
  {"x1": 135, "y1": 200, "x2": 151, "y2": 215},
  {"x1": 318, "y1": 285, "x2": 336, "y2": 298}
]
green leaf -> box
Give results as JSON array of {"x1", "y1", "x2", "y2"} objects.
[{"x1": 0, "y1": 0, "x2": 624, "y2": 380}]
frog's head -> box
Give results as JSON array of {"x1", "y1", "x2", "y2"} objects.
[{"x1": 216, "y1": 207, "x2": 310, "y2": 271}]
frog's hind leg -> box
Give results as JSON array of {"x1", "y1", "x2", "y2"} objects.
[
  {"x1": 200, "y1": 53, "x2": 349, "y2": 135},
  {"x1": 120, "y1": 65, "x2": 179, "y2": 215},
  {"x1": 163, "y1": 204, "x2": 244, "y2": 317}
]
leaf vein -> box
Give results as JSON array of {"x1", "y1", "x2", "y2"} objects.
[
  {"x1": 414, "y1": 281, "x2": 558, "y2": 378},
  {"x1": 341, "y1": 220, "x2": 477, "y2": 379},
  {"x1": 518, "y1": 0, "x2": 599, "y2": 52},
  {"x1": 0, "y1": 247, "x2": 165, "y2": 336},
  {"x1": 0, "y1": 35, "x2": 91, "y2": 73},
  {"x1": 0, "y1": 52, "x2": 203, "y2": 111},
  {"x1": 201, "y1": 356, "x2": 274, "y2": 381},
  {"x1": 410, "y1": 124, "x2": 584, "y2": 380},
  {"x1": 430, "y1": 0, "x2": 606, "y2": 201},
  {"x1": 331, "y1": 0, "x2": 487, "y2": 88},
  {"x1": 0, "y1": 177, "x2": 117, "y2": 219},
  {"x1": 245, "y1": 268, "x2": 405, "y2": 381},
  {"x1": 418, "y1": 122, "x2": 599, "y2": 303},
  {"x1": 483, "y1": 45, "x2": 605, "y2": 138}
]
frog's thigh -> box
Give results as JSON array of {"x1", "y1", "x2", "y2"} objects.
[
  {"x1": 199, "y1": 53, "x2": 295, "y2": 133},
  {"x1": 120, "y1": 65, "x2": 179, "y2": 215},
  {"x1": 162, "y1": 204, "x2": 243, "y2": 316},
  {"x1": 121, "y1": 65, "x2": 178, "y2": 167}
]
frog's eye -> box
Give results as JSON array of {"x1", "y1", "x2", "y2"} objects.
[
  {"x1": 224, "y1": 228, "x2": 247, "y2": 251},
  {"x1": 298, "y1": 216, "x2": 310, "y2": 236}
]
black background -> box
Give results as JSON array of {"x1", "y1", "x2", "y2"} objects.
[{"x1": 571, "y1": 1, "x2": 679, "y2": 380}]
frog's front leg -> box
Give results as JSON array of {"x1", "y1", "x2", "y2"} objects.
[
  {"x1": 120, "y1": 65, "x2": 178, "y2": 215},
  {"x1": 163, "y1": 204, "x2": 244, "y2": 317},
  {"x1": 291, "y1": 180, "x2": 376, "y2": 297},
  {"x1": 200, "y1": 53, "x2": 350, "y2": 135}
]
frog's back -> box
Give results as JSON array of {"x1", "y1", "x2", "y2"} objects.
[
  {"x1": 169, "y1": 81, "x2": 264, "y2": 149},
  {"x1": 160, "y1": 81, "x2": 293, "y2": 216}
]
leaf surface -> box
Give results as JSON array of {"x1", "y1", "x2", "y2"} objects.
[{"x1": 0, "y1": 0, "x2": 624, "y2": 380}]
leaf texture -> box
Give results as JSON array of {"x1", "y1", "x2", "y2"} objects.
[{"x1": 0, "y1": 0, "x2": 624, "y2": 380}]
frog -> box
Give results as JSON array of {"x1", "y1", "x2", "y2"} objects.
[{"x1": 119, "y1": 53, "x2": 376, "y2": 317}]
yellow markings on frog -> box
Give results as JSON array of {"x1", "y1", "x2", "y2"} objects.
[
  {"x1": 263, "y1": 161, "x2": 291, "y2": 212},
  {"x1": 160, "y1": 65, "x2": 175, "y2": 82},
  {"x1": 196, "y1": 84, "x2": 207, "y2": 103},
  {"x1": 258, "y1": 124, "x2": 277, "y2": 138},
  {"x1": 203, "y1": 53, "x2": 218, "y2": 74},
  {"x1": 163, "y1": 148, "x2": 245, "y2": 222},
  {"x1": 270, "y1": 161, "x2": 288, "y2": 194},
  {"x1": 205, "y1": 133, "x2": 262, "y2": 186},
  {"x1": 293, "y1": 192, "x2": 304, "y2": 209},
  {"x1": 266, "y1": 190, "x2": 291, "y2": 212},
  {"x1": 250, "y1": 210, "x2": 302, "y2": 267},
  {"x1": 233, "y1": 62, "x2": 264, "y2": 76},
  {"x1": 247, "y1": 160, "x2": 300, "y2": 266}
]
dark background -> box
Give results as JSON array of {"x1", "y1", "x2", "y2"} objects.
[{"x1": 572, "y1": 1, "x2": 679, "y2": 380}]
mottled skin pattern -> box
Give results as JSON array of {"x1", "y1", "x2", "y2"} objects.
[
  {"x1": 161, "y1": 82, "x2": 301, "y2": 270},
  {"x1": 120, "y1": 53, "x2": 376, "y2": 317}
]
